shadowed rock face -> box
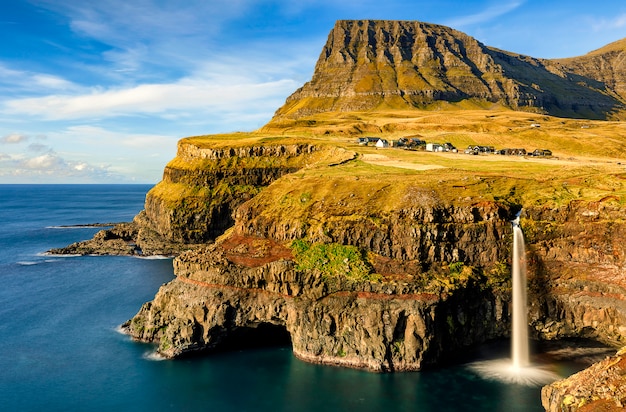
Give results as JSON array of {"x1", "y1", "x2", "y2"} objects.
[{"x1": 271, "y1": 20, "x2": 626, "y2": 120}]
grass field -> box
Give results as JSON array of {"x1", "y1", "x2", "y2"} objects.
[{"x1": 173, "y1": 108, "x2": 626, "y2": 207}]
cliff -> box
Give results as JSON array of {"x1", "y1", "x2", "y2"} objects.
[
  {"x1": 53, "y1": 18, "x2": 626, "y2": 410},
  {"x1": 124, "y1": 186, "x2": 516, "y2": 370},
  {"x1": 268, "y1": 20, "x2": 626, "y2": 123},
  {"x1": 122, "y1": 146, "x2": 626, "y2": 371}
]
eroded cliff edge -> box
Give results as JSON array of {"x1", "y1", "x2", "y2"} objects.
[{"x1": 113, "y1": 132, "x2": 626, "y2": 378}]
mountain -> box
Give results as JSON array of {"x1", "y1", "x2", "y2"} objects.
[{"x1": 270, "y1": 20, "x2": 626, "y2": 121}]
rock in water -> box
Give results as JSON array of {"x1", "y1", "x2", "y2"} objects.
[{"x1": 542, "y1": 346, "x2": 626, "y2": 411}]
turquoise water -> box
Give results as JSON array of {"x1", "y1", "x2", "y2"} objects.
[{"x1": 0, "y1": 185, "x2": 600, "y2": 411}]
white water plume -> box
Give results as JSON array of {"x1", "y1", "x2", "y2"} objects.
[
  {"x1": 469, "y1": 213, "x2": 560, "y2": 386},
  {"x1": 511, "y1": 222, "x2": 529, "y2": 368}
]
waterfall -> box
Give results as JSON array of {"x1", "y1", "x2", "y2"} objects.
[
  {"x1": 468, "y1": 214, "x2": 561, "y2": 386},
  {"x1": 511, "y1": 220, "x2": 529, "y2": 368}
]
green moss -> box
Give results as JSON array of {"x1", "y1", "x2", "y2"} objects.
[
  {"x1": 486, "y1": 261, "x2": 511, "y2": 293},
  {"x1": 290, "y1": 239, "x2": 380, "y2": 282},
  {"x1": 130, "y1": 317, "x2": 145, "y2": 335}
]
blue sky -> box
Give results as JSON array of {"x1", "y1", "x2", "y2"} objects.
[{"x1": 1, "y1": 0, "x2": 625, "y2": 183}]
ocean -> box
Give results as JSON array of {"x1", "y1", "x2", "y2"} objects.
[{"x1": 0, "y1": 184, "x2": 604, "y2": 411}]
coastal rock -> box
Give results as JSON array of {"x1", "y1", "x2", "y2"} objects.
[
  {"x1": 47, "y1": 212, "x2": 199, "y2": 256},
  {"x1": 141, "y1": 141, "x2": 354, "y2": 243},
  {"x1": 541, "y1": 346, "x2": 626, "y2": 411},
  {"x1": 124, "y1": 240, "x2": 510, "y2": 371}
]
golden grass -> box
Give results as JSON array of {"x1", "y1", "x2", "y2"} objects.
[{"x1": 155, "y1": 108, "x2": 626, "y2": 209}]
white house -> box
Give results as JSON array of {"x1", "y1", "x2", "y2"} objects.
[{"x1": 376, "y1": 139, "x2": 389, "y2": 148}]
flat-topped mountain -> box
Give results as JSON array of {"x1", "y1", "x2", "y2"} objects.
[{"x1": 270, "y1": 20, "x2": 626, "y2": 121}]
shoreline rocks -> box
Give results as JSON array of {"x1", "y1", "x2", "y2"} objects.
[{"x1": 542, "y1": 346, "x2": 626, "y2": 411}]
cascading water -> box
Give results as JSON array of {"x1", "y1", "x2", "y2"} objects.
[
  {"x1": 511, "y1": 216, "x2": 529, "y2": 369},
  {"x1": 468, "y1": 212, "x2": 560, "y2": 386}
]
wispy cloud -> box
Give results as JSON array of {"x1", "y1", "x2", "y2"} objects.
[
  {"x1": 445, "y1": 1, "x2": 525, "y2": 28},
  {"x1": 0, "y1": 64, "x2": 79, "y2": 94},
  {"x1": 1, "y1": 57, "x2": 301, "y2": 124},
  {"x1": 33, "y1": 0, "x2": 257, "y2": 78},
  {"x1": 2, "y1": 77, "x2": 298, "y2": 122},
  {"x1": 1, "y1": 133, "x2": 28, "y2": 144},
  {"x1": 592, "y1": 14, "x2": 626, "y2": 31}
]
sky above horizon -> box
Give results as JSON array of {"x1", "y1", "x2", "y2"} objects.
[{"x1": 1, "y1": 0, "x2": 626, "y2": 183}]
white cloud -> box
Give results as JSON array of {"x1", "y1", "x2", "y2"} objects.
[
  {"x1": 32, "y1": 74, "x2": 77, "y2": 90},
  {"x1": 0, "y1": 124, "x2": 178, "y2": 183},
  {"x1": 22, "y1": 153, "x2": 64, "y2": 170},
  {"x1": 1, "y1": 72, "x2": 299, "y2": 122},
  {"x1": 0, "y1": 150, "x2": 120, "y2": 182},
  {"x1": 445, "y1": 1, "x2": 525, "y2": 28},
  {"x1": 0, "y1": 64, "x2": 80, "y2": 94},
  {"x1": 1, "y1": 133, "x2": 28, "y2": 144}
]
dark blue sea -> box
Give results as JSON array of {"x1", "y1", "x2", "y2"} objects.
[{"x1": 0, "y1": 185, "x2": 604, "y2": 411}]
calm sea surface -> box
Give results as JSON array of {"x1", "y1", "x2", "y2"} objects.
[{"x1": 0, "y1": 185, "x2": 602, "y2": 411}]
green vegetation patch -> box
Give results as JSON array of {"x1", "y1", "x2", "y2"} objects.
[{"x1": 290, "y1": 239, "x2": 379, "y2": 282}]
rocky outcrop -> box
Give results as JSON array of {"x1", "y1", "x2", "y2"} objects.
[
  {"x1": 541, "y1": 346, "x2": 626, "y2": 411},
  {"x1": 269, "y1": 20, "x2": 625, "y2": 122},
  {"x1": 124, "y1": 236, "x2": 511, "y2": 371},
  {"x1": 47, "y1": 212, "x2": 200, "y2": 256},
  {"x1": 555, "y1": 38, "x2": 626, "y2": 106},
  {"x1": 141, "y1": 140, "x2": 355, "y2": 244},
  {"x1": 234, "y1": 182, "x2": 513, "y2": 271}
]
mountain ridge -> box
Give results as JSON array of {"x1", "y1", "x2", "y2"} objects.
[{"x1": 269, "y1": 19, "x2": 626, "y2": 122}]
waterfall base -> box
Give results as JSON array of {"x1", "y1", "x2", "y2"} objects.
[{"x1": 468, "y1": 359, "x2": 561, "y2": 386}]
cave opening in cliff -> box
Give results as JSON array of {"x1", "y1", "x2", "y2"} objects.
[{"x1": 220, "y1": 322, "x2": 292, "y2": 351}]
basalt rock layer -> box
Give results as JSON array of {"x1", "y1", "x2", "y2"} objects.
[
  {"x1": 124, "y1": 201, "x2": 515, "y2": 371},
  {"x1": 124, "y1": 164, "x2": 626, "y2": 371},
  {"x1": 268, "y1": 20, "x2": 626, "y2": 122}
]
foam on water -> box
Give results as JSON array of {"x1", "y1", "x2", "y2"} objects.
[
  {"x1": 132, "y1": 255, "x2": 173, "y2": 260},
  {"x1": 142, "y1": 350, "x2": 167, "y2": 361},
  {"x1": 468, "y1": 359, "x2": 562, "y2": 386}
]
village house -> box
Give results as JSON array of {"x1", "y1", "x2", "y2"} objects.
[{"x1": 376, "y1": 138, "x2": 390, "y2": 148}]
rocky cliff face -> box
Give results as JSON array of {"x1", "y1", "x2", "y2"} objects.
[
  {"x1": 542, "y1": 346, "x2": 626, "y2": 411},
  {"x1": 141, "y1": 140, "x2": 354, "y2": 244},
  {"x1": 269, "y1": 20, "x2": 625, "y2": 121},
  {"x1": 123, "y1": 155, "x2": 626, "y2": 371},
  {"x1": 524, "y1": 201, "x2": 626, "y2": 346},
  {"x1": 124, "y1": 200, "x2": 513, "y2": 371}
]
